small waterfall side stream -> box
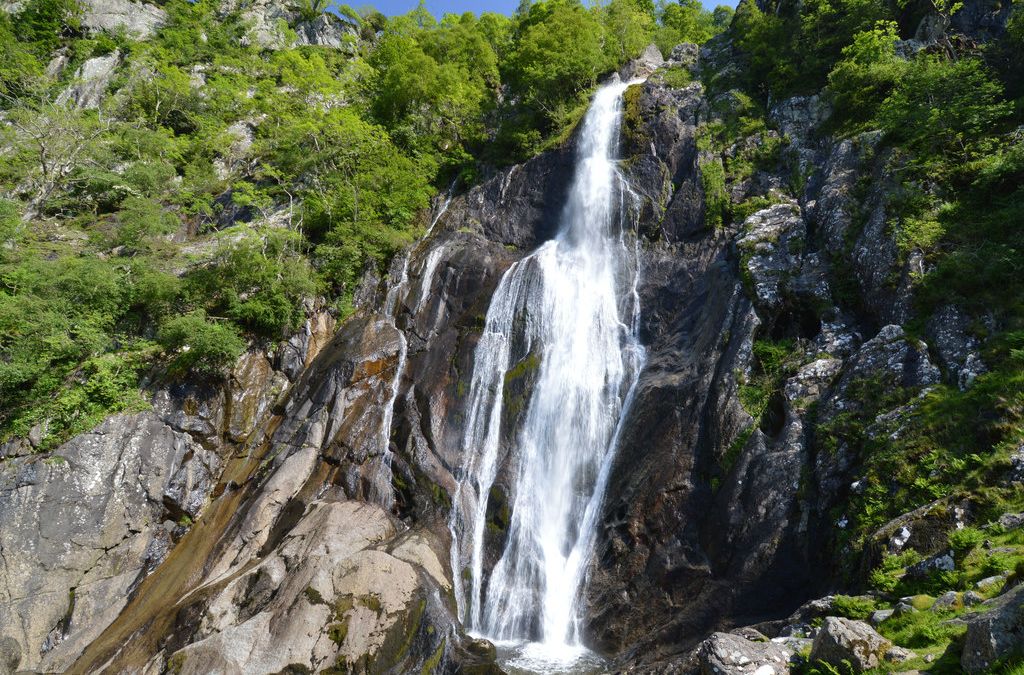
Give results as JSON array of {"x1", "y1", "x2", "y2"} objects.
[{"x1": 450, "y1": 77, "x2": 647, "y2": 674}]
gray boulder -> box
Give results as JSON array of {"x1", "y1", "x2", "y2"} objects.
[
  {"x1": 699, "y1": 631, "x2": 794, "y2": 674},
  {"x1": 961, "y1": 584, "x2": 1024, "y2": 673},
  {"x1": 810, "y1": 617, "x2": 892, "y2": 671},
  {"x1": 999, "y1": 512, "x2": 1024, "y2": 530},
  {"x1": 621, "y1": 44, "x2": 665, "y2": 80},
  {"x1": 906, "y1": 550, "x2": 956, "y2": 579},
  {"x1": 870, "y1": 609, "x2": 894, "y2": 626}
]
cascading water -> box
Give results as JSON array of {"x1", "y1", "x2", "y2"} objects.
[
  {"x1": 372, "y1": 192, "x2": 454, "y2": 508},
  {"x1": 450, "y1": 76, "x2": 647, "y2": 673}
]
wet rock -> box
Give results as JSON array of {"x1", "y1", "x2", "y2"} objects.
[
  {"x1": 271, "y1": 314, "x2": 406, "y2": 506},
  {"x1": 810, "y1": 617, "x2": 892, "y2": 672},
  {"x1": 698, "y1": 631, "x2": 794, "y2": 674},
  {"x1": 0, "y1": 413, "x2": 217, "y2": 673},
  {"x1": 227, "y1": 351, "x2": 284, "y2": 444},
  {"x1": 961, "y1": 584, "x2": 1024, "y2": 673},
  {"x1": 55, "y1": 51, "x2": 120, "y2": 109},
  {"x1": 441, "y1": 145, "x2": 575, "y2": 250},
  {"x1": 276, "y1": 311, "x2": 337, "y2": 381}
]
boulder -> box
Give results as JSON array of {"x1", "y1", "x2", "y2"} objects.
[
  {"x1": 621, "y1": 44, "x2": 665, "y2": 80},
  {"x1": 931, "y1": 591, "x2": 960, "y2": 612},
  {"x1": 870, "y1": 609, "x2": 894, "y2": 626},
  {"x1": 810, "y1": 617, "x2": 892, "y2": 672},
  {"x1": 998, "y1": 512, "x2": 1024, "y2": 530},
  {"x1": 961, "y1": 584, "x2": 1024, "y2": 673},
  {"x1": 699, "y1": 631, "x2": 794, "y2": 674},
  {"x1": 886, "y1": 646, "x2": 917, "y2": 664}
]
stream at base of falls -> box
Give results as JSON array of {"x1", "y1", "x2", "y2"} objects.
[{"x1": 449, "y1": 75, "x2": 647, "y2": 674}]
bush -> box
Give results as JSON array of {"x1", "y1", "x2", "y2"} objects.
[
  {"x1": 831, "y1": 595, "x2": 877, "y2": 620},
  {"x1": 826, "y1": 21, "x2": 905, "y2": 131},
  {"x1": 157, "y1": 312, "x2": 246, "y2": 376},
  {"x1": 699, "y1": 157, "x2": 728, "y2": 228},
  {"x1": 878, "y1": 56, "x2": 1011, "y2": 161},
  {"x1": 949, "y1": 527, "x2": 985, "y2": 555}
]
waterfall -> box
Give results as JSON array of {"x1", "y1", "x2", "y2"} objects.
[
  {"x1": 450, "y1": 77, "x2": 647, "y2": 672},
  {"x1": 373, "y1": 191, "x2": 455, "y2": 508}
]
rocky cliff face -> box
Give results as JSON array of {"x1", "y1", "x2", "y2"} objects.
[{"x1": 0, "y1": 31, "x2": 1020, "y2": 675}]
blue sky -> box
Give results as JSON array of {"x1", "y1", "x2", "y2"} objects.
[{"x1": 370, "y1": 1, "x2": 734, "y2": 16}]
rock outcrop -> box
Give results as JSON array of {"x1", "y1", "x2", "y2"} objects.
[
  {"x1": 56, "y1": 51, "x2": 121, "y2": 110},
  {"x1": 0, "y1": 413, "x2": 217, "y2": 673},
  {"x1": 809, "y1": 617, "x2": 892, "y2": 672},
  {"x1": 698, "y1": 631, "x2": 794, "y2": 674},
  {"x1": 961, "y1": 584, "x2": 1024, "y2": 673},
  {"x1": 79, "y1": 0, "x2": 166, "y2": 38}
]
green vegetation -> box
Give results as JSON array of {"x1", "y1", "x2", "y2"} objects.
[
  {"x1": 738, "y1": 337, "x2": 801, "y2": 426},
  {"x1": 0, "y1": 0, "x2": 730, "y2": 450}
]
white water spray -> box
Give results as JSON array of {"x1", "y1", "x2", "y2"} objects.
[{"x1": 450, "y1": 77, "x2": 647, "y2": 672}]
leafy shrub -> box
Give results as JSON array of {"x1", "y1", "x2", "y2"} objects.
[
  {"x1": 699, "y1": 157, "x2": 728, "y2": 228},
  {"x1": 869, "y1": 550, "x2": 922, "y2": 593},
  {"x1": 157, "y1": 312, "x2": 246, "y2": 376},
  {"x1": 878, "y1": 57, "x2": 1011, "y2": 161},
  {"x1": 831, "y1": 595, "x2": 876, "y2": 620},
  {"x1": 949, "y1": 527, "x2": 985, "y2": 555}
]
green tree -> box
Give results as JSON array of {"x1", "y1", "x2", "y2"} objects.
[
  {"x1": 826, "y1": 20, "x2": 905, "y2": 130},
  {"x1": 878, "y1": 56, "x2": 1011, "y2": 160},
  {"x1": 157, "y1": 311, "x2": 246, "y2": 376},
  {"x1": 604, "y1": 0, "x2": 656, "y2": 63}
]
